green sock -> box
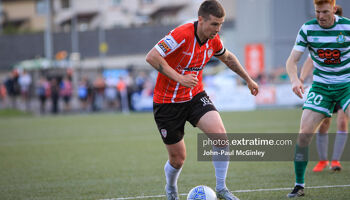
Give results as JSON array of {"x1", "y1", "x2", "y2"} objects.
[
  {"x1": 294, "y1": 144, "x2": 309, "y2": 184},
  {"x1": 294, "y1": 161, "x2": 308, "y2": 184}
]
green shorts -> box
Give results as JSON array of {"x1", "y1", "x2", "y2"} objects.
[{"x1": 303, "y1": 83, "x2": 350, "y2": 117}]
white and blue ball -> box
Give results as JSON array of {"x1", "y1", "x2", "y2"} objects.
[{"x1": 187, "y1": 185, "x2": 217, "y2": 200}]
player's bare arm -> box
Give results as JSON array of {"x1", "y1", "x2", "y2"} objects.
[
  {"x1": 217, "y1": 50, "x2": 259, "y2": 96},
  {"x1": 300, "y1": 57, "x2": 313, "y2": 84},
  {"x1": 146, "y1": 47, "x2": 198, "y2": 88},
  {"x1": 286, "y1": 50, "x2": 304, "y2": 99}
]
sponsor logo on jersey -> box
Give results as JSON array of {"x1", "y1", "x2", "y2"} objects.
[
  {"x1": 317, "y1": 49, "x2": 341, "y2": 64},
  {"x1": 161, "y1": 129, "x2": 167, "y2": 138},
  {"x1": 158, "y1": 41, "x2": 171, "y2": 53},
  {"x1": 164, "y1": 35, "x2": 178, "y2": 49},
  {"x1": 184, "y1": 66, "x2": 203, "y2": 72},
  {"x1": 200, "y1": 96, "x2": 213, "y2": 107},
  {"x1": 337, "y1": 32, "x2": 346, "y2": 44}
]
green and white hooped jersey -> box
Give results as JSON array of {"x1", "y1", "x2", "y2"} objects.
[{"x1": 294, "y1": 15, "x2": 350, "y2": 88}]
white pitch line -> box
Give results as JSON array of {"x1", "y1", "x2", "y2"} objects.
[{"x1": 100, "y1": 184, "x2": 350, "y2": 200}]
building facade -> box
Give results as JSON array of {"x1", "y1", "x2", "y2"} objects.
[
  {"x1": 0, "y1": 0, "x2": 235, "y2": 71},
  {"x1": 1, "y1": 0, "x2": 46, "y2": 33}
]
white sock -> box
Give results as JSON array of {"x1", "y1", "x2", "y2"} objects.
[
  {"x1": 332, "y1": 131, "x2": 348, "y2": 161},
  {"x1": 164, "y1": 160, "x2": 182, "y2": 191},
  {"x1": 316, "y1": 132, "x2": 328, "y2": 161},
  {"x1": 213, "y1": 146, "x2": 229, "y2": 191},
  {"x1": 295, "y1": 183, "x2": 305, "y2": 187}
]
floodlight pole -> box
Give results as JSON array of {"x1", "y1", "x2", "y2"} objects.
[
  {"x1": 71, "y1": 1, "x2": 79, "y2": 54},
  {"x1": 98, "y1": 24, "x2": 106, "y2": 70},
  {"x1": 0, "y1": 0, "x2": 2, "y2": 34},
  {"x1": 98, "y1": 3, "x2": 106, "y2": 71},
  {"x1": 70, "y1": 0, "x2": 80, "y2": 96},
  {"x1": 44, "y1": 0, "x2": 53, "y2": 61}
]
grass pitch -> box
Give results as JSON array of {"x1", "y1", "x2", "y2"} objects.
[{"x1": 0, "y1": 109, "x2": 349, "y2": 200}]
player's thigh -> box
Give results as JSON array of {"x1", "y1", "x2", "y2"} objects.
[
  {"x1": 336, "y1": 109, "x2": 348, "y2": 132},
  {"x1": 196, "y1": 110, "x2": 226, "y2": 134},
  {"x1": 318, "y1": 117, "x2": 331, "y2": 134},
  {"x1": 298, "y1": 110, "x2": 326, "y2": 146},
  {"x1": 300, "y1": 109, "x2": 326, "y2": 134},
  {"x1": 345, "y1": 106, "x2": 350, "y2": 119},
  {"x1": 187, "y1": 91, "x2": 224, "y2": 133},
  {"x1": 338, "y1": 85, "x2": 350, "y2": 118}
]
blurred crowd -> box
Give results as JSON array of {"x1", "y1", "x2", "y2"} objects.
[
  {"x1": 0, "y1": 69, "x2": 155, "y2": 115},
  {"x1": 0, "y1": 64, "x2": 290, "y2": 115}
]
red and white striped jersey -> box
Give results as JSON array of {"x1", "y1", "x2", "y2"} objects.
[{"x1": 153, "y1": 21, "x2": 225, "y2": 103}]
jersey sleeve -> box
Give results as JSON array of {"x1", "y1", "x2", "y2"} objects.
[
  {"x1": 155, "y1": 27, "x2": 186, "y2": 57},
  {"x1": 293, "y1": 24, "x2": 308, "y2": 52},
  {"x1": 213, "y1": 34, "x2": 226, "y2": 57}
]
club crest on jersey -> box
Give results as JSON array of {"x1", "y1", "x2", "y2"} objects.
[
  {"x1": 207, "y1": 49, "x2": 213, "y2": 57},
  {"x1": 337, "y1": 32, "x2": 346, "y2": 44},
  {"x1": 161, "y1": 129, "x2": 167, "y2": 138},
  {"x1": 176, "y1": 65, "x2": 183, "y2": 72}
]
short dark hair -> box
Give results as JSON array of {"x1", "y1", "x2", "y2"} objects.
[{"x1": 198, "y1": 0, "x2": 225, "y2": 19}]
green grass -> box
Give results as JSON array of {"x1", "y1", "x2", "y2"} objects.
[
  {"x1": 0, "y1": 108, "x2": 32, "y2": 118},
  {"x1": 0, "y1": 109, "x2": 349, "y2": 200}
]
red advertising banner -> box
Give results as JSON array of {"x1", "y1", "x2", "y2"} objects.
[{"x1": 245, "y1": 44, "x2": 264, "y2": 79}]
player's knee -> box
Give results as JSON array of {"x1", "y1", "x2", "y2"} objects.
[
  {"x1": 169, "y1": 156, "x2": 185, "y2": 169},
  {"x1": 338, "y1": 120, "x2": 348, "y2": 132},
  {"x1": 212, "y1": 125, "x2": 226, "y2": 134},
  {"x1": 297, "y1": 133, "x2": 314, "y2": 146},
  {"x1": 299, "y1": 126, "x2": 313, "y2": 134},
  {"x1": 202, "y1": 125, "x2": 226, "y2": 134},
  {"x1": 319, "y1": 124, "x2": 329, "y2": 134},
  {"x1": 168, "y1": 153, "x2": 185, "y2": 169}
]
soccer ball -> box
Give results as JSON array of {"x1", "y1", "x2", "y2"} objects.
[{"x1": 187, "y1": 185, "x2": 217, "y2": 200}]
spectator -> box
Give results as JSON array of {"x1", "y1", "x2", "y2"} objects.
[
  {"x1": 4, "y1": 70, "x2": 20, "y2": 109},
  {"x1": 105, "y1": 77, "x2": 118, "y2": 110},
  {"x1": 36, "y1": 76, "x2": 50, "y2": 114},
  {"x1": 92, "y1": 75, "x2": 105, "y2": 111},
  {"x1": 77, "y1": 77, "x2": 91, "y2": 112},
  {"x1": 50, "y1": 78, "x2": 60, "y2": 114},
  {"x1": 19, "y1": 70, "x2": 32, "y2": 111},
  {"x1": 60, "y1": 76, "x2": 73, "y2": 113},
  {"x1": 126, "y1": 73, "x2": 136, "y2": 111},
  {"x1": 117, "y1": 76, "x2": 129, "y2": 113},
  {"x1": 0, "y1": 81, "x2": 7, "y2": 108}
]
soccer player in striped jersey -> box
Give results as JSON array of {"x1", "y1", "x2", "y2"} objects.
[
  {"x1": 146, "y1": 1, "x2": 259, "y2": 199},
  {"x1": 286, "y1": 0, "x2": 350, "y2": 198},
  {"x1": 300, "y1": 5, "x2": 348, "y2": 173}
]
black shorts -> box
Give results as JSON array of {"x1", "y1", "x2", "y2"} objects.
[
  {"x1": 153, "y1": 91, "x2": 217, "y2": 145},
  {"x1": 63, "y1": 95, "x2": 71, "y2": 104},
  {"x1": 333, "y1": 102, "x2": 341, "y2": 113}
]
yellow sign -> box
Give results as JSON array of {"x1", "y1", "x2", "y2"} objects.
[{"x1": 99, "y1": 42, "x2": 108, "y2": 53}]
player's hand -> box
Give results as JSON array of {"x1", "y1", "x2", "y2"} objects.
[
  {"x1": 291, "y1": 79, "x2": 305, "y2": 99},
  {"x1": 179, "y1": 73, "x2": 198, "y2": 88},
  {"x1": 247, "y1": 79, "x2": 259, "y2": 96}
]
